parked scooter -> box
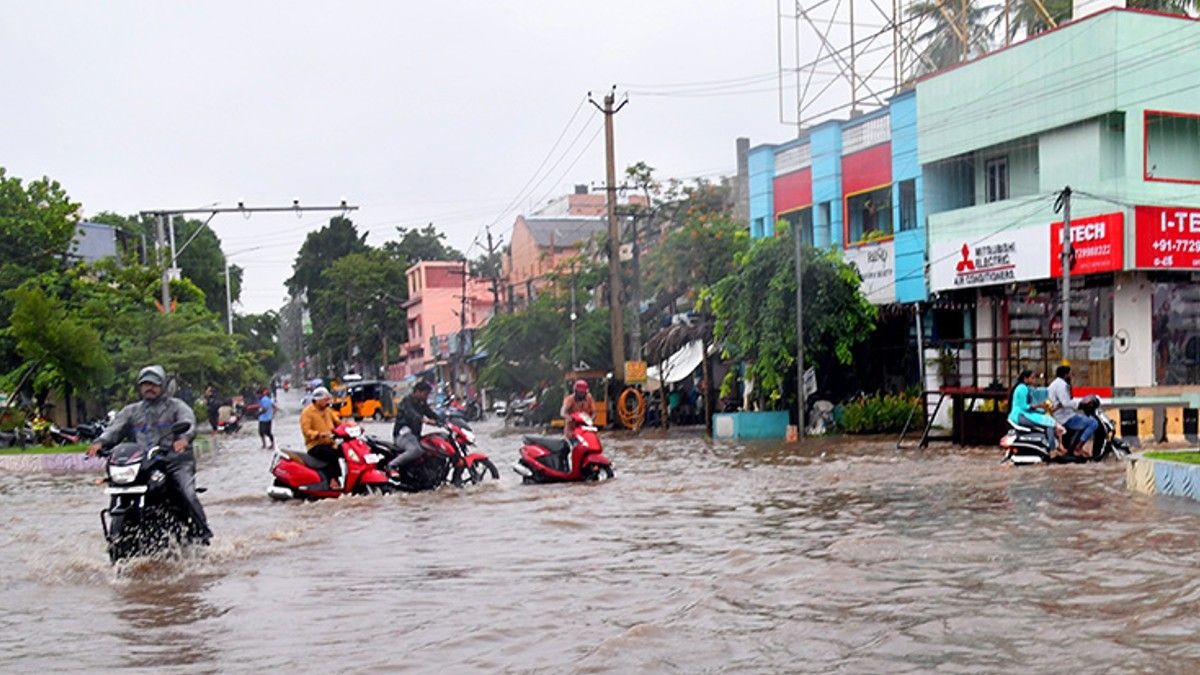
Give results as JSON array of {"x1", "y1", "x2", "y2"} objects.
[
  {"x1": 267, "y1": 422, "x2": 390, "y2": 500},
  {"x1": 1000, "y1": 395, "x2": 1130, "y2": 464},
  {"x1": 98, "y1": 422, "x2": 208, "y2": 563},
  {"x1": 513, "y1": 412, "x2": 614, "y2": 483}
]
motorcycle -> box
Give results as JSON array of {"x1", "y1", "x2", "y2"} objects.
[
  {"x1": 98, "y1": 422, "x2": 208, "y2": 563},
  {"x1": 1000, "y1": 395, "x2": 1131, "y2": 465},
  {"x1": 267, "y1": 422, "x2": 390, "y2": 500},
  {"x1": 365, "y1": 420, "x2": 499, "y2": 492},
  {"x1": 513, "y1": 412, "x2": 614, "y2": 483},
  {"x1": 507, "y1": 394, "x2": 539, "y2": 427},
  {"x1": 217, "y1": 406, "x2": 242, "y2": 434}
]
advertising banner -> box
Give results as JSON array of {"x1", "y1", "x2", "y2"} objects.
[
  {"x1": 929, "y1": 223, "x2": 1048, "y2": 291},
  {"x1": 1050, "y1": 212, "x2": 1124, "y2": 277},
  {"x1": 842, "y1": 238, "x2": 896, "y2": 304},
  {"x1": 1135, "y1": 205, "x2": 1200, "y2": 269}
]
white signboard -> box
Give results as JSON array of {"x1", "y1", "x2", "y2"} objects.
[
  {"x1": 842, "y1": 239, "x2": 896, "y2": 305},
  {"x1": 929, "y1": 223, "x2": 1049, "y2": 291}
]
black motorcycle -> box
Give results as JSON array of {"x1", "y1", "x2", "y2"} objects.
[
  {"x1": 1000, "y1": 395, "x2": 1130, "y2": 465},
  {"x1": 99, "y1": 422, "x2": 208, "y2": 563}
]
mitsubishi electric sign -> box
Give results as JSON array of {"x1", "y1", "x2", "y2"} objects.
[{"x1": 929, "y1": 223, "x2": 1049, "y2": 291}]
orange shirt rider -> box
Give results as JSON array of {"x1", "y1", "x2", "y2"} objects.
[{"x1": 560, "y1": 379, "x2": 596, "y2": 438}]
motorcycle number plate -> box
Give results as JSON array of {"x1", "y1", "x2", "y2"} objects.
[
  {"x1": 104, "y1": 485, "x2": 149, "y2": 495},
  {"x1": 364, "y1": 453, "x2": 382, "y2": 463}
]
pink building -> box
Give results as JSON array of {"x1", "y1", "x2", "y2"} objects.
[{"x1": 392, "y1": 260, "x2": 495, "y2": 380}]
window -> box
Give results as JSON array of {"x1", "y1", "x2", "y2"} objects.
[
  {"x1": 778, "y1": 208, "x2": 813, "y2": 245},
  {"x1": 753, "y1": 217, "x2": 765, "y2": 237},
  {"x1": 985, "y1": 157, "x2": 1008, "y2": 203},
  {"x1": 846, "y1": 186, "x2": 893, "y2": 244},
  {"x1": 1146, "y1": 111, "x2": 1200, "y2": 183},
  {"x1": 899, "y1": 179, "x2": 917, "y2": 231}
]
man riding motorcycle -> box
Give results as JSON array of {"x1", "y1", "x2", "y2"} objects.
[
  {"x1": 88, "y1": 365, "x2": 212, "y2": 542},
  {"x1": 1047, "y1": 365, "x2": 1099, "y2": 458},
  {"x1": 388, "y1": 380, "x2": 441, "y2": 472},
  {"x1": 560, "y1": 379, "x2": 596, "y2": 439},
  {"x1": 300, "y1": 386, "x2": 343, "y2": 490}
]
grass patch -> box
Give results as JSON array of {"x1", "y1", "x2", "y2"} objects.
[
  {"x1": 0, "y1": 442, "x2": 90, "y2": 456},
  {"x1": 1144, "y1": 451, "x2": 1200, "y2": 465}
]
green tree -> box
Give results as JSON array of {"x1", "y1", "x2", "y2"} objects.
[
  {"x1": 0, "y1": 168, "x2": 80, "y2": 290},
  {"x1": 286, "y1": 216, "x2": 369, "y2": 297},
  {"x1": 706, "y1": 227, "x2": 877, "y2": 409},
  {"x1": 385, "y1": 223, "x2": 463, "y2": 263},
  {"x1": 308, "y1": 248, "x2": 409, "y2": 373},
  {"x1": 234, "y1": 311, "x2": 285, "y2": 377},
  {"x1": 3, "y1": 284, "x2": 113, "y2": 410}
]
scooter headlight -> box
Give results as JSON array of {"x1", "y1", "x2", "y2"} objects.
[{"x1": 108, "y1": 464, "x2": 140, "y2": 485}]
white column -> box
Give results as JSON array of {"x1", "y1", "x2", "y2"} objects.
[{"x1": 1113, "y1": 272, "x2": 1153, "y2": 388}]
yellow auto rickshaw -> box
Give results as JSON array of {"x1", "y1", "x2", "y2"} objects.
[{"x1": 333, "y1": 381, "x2": 398, "y2": 421}]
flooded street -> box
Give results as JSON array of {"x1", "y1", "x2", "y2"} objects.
[{"x1": 2, "y1": 391, "x2": 1199, "y2": 672}]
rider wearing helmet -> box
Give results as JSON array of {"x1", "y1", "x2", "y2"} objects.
[
  {"x1": 88, "y1": 365, "x2": 212, "y2": 542},
  {"x1": 560, "y1": 379, "x2": 596, "y2": 439}
]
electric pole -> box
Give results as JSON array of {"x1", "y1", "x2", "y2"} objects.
[
  {"x1": 589, "y1": 87, "x2": 629, "y2": 381},
  {"x1": 629, "y1": 215, "x2": 642, "y2": 360},
  {"x1": 155, "y1": 214, "x2": 170, "y2": 312},
  {"x1": 485, "y1": 226, "x2": 502, "y2": 315},
  {"x1": 1056, "y1": 186, "x2": 1073, "y2": 363},
  {"x1": 793, "y1": 218, "x2": 806, "y2": 441}
]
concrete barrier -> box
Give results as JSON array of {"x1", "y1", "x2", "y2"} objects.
[
  {"x1": 712, "y1": 411, "x2": 790, "y2": 440},
  {"x1": 1126, "y1": 453, "x2": 1200, "y2": 502}
]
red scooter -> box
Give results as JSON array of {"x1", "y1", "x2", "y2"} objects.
[
  {"x1": 267, "y1": 422, "x2": 390, "y2": 500},
  {"x1": 513, "y1": 412, "x2": 614, "y2": 483}
]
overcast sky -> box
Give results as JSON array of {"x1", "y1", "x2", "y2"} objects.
[{"x1": 1, "y1": 1, "x2": 863, "y2": 313}]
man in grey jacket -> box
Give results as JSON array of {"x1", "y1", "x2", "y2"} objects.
[{"x1": 88, "y1": 365, "x2": 212, "y2": 541}]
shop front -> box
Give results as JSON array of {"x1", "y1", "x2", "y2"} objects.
[{"x1": 929, "y1": 204, "x2": 1200, "y2": 394}]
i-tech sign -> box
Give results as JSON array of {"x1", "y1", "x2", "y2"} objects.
[
  {"x1": 929, "y1": 223, "x2": 1048, "y2": 291},
  {"x1": 1051, "y1": 212, "x2": 1123, "y2": 277},
  {"x1": 1136, "y1": 206, "x2": 1200, "y2": 269}
]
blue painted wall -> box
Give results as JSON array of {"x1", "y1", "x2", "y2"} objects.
[
  {"x1": 809, "y1": 121, "x2": 843, "y2": 250},
  {"x1": 748, "y1": 145, "x2": 776, "y2": 239},
  {"x1": 889, "y1": 91, "x2": 928, "y2": 303}
]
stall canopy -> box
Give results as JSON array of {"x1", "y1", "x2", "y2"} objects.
[{"x1": 645, "y1": 340, "x2": 704, "y2": 392}]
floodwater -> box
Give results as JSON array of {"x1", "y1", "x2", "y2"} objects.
[{"x1": 2, "y1": 391, "x2": 1199, "y2": 673}]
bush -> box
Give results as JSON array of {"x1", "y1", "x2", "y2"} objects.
[{"x1": 839, "y1": 392, "x2": 919, "y2": 434}]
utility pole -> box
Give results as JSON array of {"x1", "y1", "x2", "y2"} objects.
[
  {"x1": 629, "y1": 215, "x2": 643, "y2": 360},
  {"x1": 224, "y1": 262, "x2": 234, "y2": 334},
  {"x1": 589, "y1": 87, "x2": 629, "y2": 380},
  {"x1": 794, "y1": 219, "x2": 806, "y2": 441},
  {"x1": 155, "y1": 214, "x2": 170, "y2": 311},
  {"x1": 570, "y1": 264, "x2": 578, "y2": 368},
  {"x1": 1057, "y1": 186, "x2": 1073, "y2": 363},
  {"x1": 485, "y1": 226, "x2": 502, "y2": 315}
]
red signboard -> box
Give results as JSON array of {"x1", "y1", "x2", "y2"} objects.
[
  {"x1": 1135, "y1": 205, "x2": 1200, "y2": 269},
  {"x1": 841, "y1": 143, "x2": 892, "y2": 196},
  {"x1": 1050, "y1": 212, "x2": 1124, "y2": 277}
]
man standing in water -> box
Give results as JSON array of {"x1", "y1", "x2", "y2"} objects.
[
  {"x1": 88, "y1": 365, "x2": 212, "y2": 542},
  {"x1": 258, "y1": 387, "x2": 275, "y2": 449}
]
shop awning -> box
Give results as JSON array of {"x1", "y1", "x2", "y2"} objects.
[{"x1": 645, "y1": 340, "x2": 704, "y2": 392}]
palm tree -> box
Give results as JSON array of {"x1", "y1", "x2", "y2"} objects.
[
  {"x1": 1126, "y1": 0, "x2": 1199, "y2": 14},
  {"x1": 991, "y1": 0, "x2": 1071, "y2": 44},
  {"x1": 908, "y1": 0, "x2": 998, "y2": 74}
]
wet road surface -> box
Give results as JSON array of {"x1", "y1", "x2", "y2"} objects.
[{"x1": 2, "y1": 390, "x2": 1199, "y2": 672}]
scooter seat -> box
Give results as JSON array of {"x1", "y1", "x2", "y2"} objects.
[
  {"x1": 523, "y1": 435, "x2": 568, "y2": 453},
  {"x1": 286, "y1": 450, "x2": 328, "y2": 469}
]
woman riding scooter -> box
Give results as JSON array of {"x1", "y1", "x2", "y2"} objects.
[{"x1": 1008, "y1": 369, "x2": 1066, "y2": 457}]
